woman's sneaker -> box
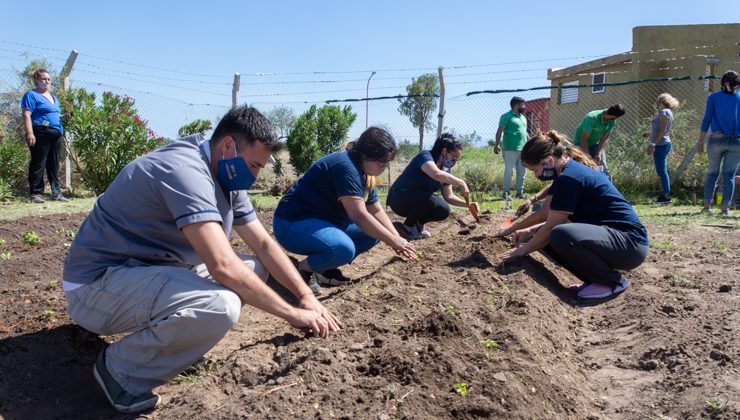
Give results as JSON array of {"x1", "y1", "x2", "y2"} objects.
[
  {"x1": 416, "y1": 223, "x2": 432, "y2": 239},
  {"x1": 577, "y1": 277, "x2": 630, "y2": 299},
  {"x1": 314, "y1": 268, "x2": 351, "y2": 287},
  {"x1": 399, "y1": 224, "x2": 423, "y2": 240},
  {"x1": 654, "y1": 194, "x2": 671, "y2": 204}
]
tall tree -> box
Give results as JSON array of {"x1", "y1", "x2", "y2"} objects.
[
  {"x1": 266, "y1": 106, "x2": 297, "y2": 140},
  {"x1": 398, "y1": 73, "x2": 439, "y2": 151}
]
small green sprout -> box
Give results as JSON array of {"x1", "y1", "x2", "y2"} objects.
[
  {"x1": 452, "y1": 382, "x2": 468, "y2": 398},
  {"x1": 0, "y1": 238, "x2": 6, "y2": 246},
  {"x1": 46, "y1": 279, "x2": 60, "y2": 290},
  {"x1": 442, "y1": 304, "x2": 458, "y2": 315},
  {"x1": 481, "y1": 339, "x2": 499, "y2": 350},
  {"x1": 40, "y1": 309, "x2": 55, "y2": 320},
  {"x1": 23, "y1": 231, "x2": 40, "y2": 246},
  {"x1": 0, "y1": 252, "x2": 11, "y2": 261},
  {"x1": 361, "y1": 284, "x2": 370, "y2": 298}
]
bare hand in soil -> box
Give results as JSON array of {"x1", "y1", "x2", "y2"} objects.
[
  {"x1": 299, "y1": 295, "x2": 341, "y2": 332},
  {"x1": 392, "y1": 237, "x2": 417, "y2": 260},
  {"x1": 500, "y1": 246, "x2": 526, "y2": 261},
  {"x1": 512, "y1": 228, "x2": 535, "y2": 247},
  {"x1": 288, "y1": 308, "x2": 331, "y2": 338}
]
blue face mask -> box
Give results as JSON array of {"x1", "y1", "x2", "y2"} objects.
[
  {"x1": 537, "y1": 166, "x2": 558, "y2": 181},
  {"x1": 442, "y1": 154, "x2": 456, "y2": 170},
  {"x1": 217, "y1": 147, "x2": 256, "y2": 192},
  {"x1": 36, "y1": 81, "x2": 50, "y2": 89}
]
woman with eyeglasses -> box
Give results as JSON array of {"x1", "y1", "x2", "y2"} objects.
[
  {"x1": 273, "y1": 127, "x2": 417, "y2": 294},
  {"x1": 387, "y1": 133, "x2": 477, "y2": 240},
  {"x1": 499, "y1": 131, "x2": 648, "y2": 300},
  {"x1": 21, "y1": 68, "x2": 69, "y2": 203}
]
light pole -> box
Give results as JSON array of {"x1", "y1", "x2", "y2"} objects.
[{"x1": 365, "y1": 71, "x2": 376, "y2": 129}]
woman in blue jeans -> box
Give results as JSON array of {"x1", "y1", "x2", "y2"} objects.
[
  {"x1": 697, "y1": 70, "x2": 740, "y2": 216},
  {"x1": 273, "y1": 127, "x2": 417, "y2": 294},
  {"x1": 647, "y1": 93, "x2": 679, "y2": 204},
  {"x1": 500, "y1": 131, "x2": 649, "y2": 300}
]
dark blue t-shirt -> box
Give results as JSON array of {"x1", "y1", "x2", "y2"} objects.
[
  {"x1": 548, "y1": 160, "x2": 648, "y2": 245},
  {"x1": 20, "y1": 90, "x2": 64, "y2": 133},
  {"x1": 390, "y1": 150, "x2": 444, "y2": 194},
  {"x1": 275, "y1": 151, "x2": 378, "y2": 224}
]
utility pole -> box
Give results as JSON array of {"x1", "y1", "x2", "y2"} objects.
[
  {"x1": 365, "y1": 71, "x2": 376, "y2": 129},
  {"x1": 232, "y1": 73, "x2": 240, "y2": 109},
  {"x1": 60, "y1": 49, "x2": 78, "y2": 190},
  {"x1": 436, "y1": 66, "x2": 445, "y2": 138}
]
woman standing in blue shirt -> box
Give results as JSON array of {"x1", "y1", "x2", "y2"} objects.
[
  {"x1": 386, "y1": 133, "x2": 477, "y2": 240},
  {"x1": 21, "y1": 69, "x2": 69, "y2": 203},
  {"x1": 273, "y1": 127, "x2": 417, "y2": 294},
  {"x1": 500, "y1": 131, "x2": 649, "y2": 300},
  {"x1": 647, "y1": 93, "x2": 679, "y2": 204},
  {"x1": 697, "y1": 70, "x2": 740, "y2": 216}
]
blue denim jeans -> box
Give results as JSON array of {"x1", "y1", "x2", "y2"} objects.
[
  {"x1": 703, "y1": 136, "x2": 740, "y2": 206},
  {"x1": 653, "y1": 143, "x2": 672, "y2": 196},
  {"x1": 587, "y1": 145, "x2": 610, "y2": 179},
  {"x1": 502, "y1": 150, "x2": 525, "y2": 195},
  {"x1": 273, "y1": 216, "x2": 379, "y2": 272}
]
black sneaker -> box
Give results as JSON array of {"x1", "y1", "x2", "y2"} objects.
[
  {"x1": 314, "y1": 268, "x2": 351, "y2": 287},
  {"x1": 93, "y1": 348, "x2": 160, "y2": 413},
  {"x1": 296, "y1": 267, "x2": 322, "y2": 295},
  {"x1": 654, "y1": 195, "x2": 671, "y2": 204}
]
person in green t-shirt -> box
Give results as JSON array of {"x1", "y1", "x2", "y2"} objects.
[
  {"x1": 493, "y1": 96, "x2": 528, "y2": 199},
  {"x1": 573, "y1": 104, "x2": 626, "y2": 178}
]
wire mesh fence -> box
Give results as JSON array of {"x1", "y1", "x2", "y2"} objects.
[{"x1": 0, "y1": 50, "x2": 725, "y2": 199}]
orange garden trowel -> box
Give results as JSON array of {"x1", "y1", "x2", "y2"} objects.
[
  {"x1": 465, "y1": 196, "x2": 480, "y2": 223},
  {"x1": 498, "y1": 205, "x2": 527, "y2": 230}
]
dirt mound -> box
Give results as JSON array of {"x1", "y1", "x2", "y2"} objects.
[{"x1": 0, "y1": 210, "x2": 738, "y2": 419}]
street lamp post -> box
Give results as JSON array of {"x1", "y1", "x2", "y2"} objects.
[{"x1": 365, "y1": 71, "x2": 376, "y2": 129}]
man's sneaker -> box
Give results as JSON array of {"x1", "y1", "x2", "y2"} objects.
[
  {"x1": 52, "y1": 193, "x2": 70, "y2": 202},
  {"x1": 30, "y1": 194, "x2": 44, "y2": 203},
  {"x1": 399, "y1": 224, "x2": 423, "y2": 240},
  {"x1": 93, "y1": 348, "x2": 160, "y2": 413},
  {"x1": 416, "y1": 223, "x2": 432, "y2": 239},
  {"x1": 577, "y1": 277, "x2": 630, "y2": 299},
  {"x1": 314, "y1": 268, "x2": 351, "y2": 287},
  {"x1": 654, "y1": 195, "x2": 671, "y2": 204},
  {"x1": 720, "y1": 208, "x2": 730, "y2": 216},
  {"x1": 700, "y1": 208, "x2": 712, "y2": 214},
  {"x1": 502, "y1": 192, "x2": 511, "y2": 201},
  {"x1": 515, "y1": 192, "x2": 525, "y2": 199}
]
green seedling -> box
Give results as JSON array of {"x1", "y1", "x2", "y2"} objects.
[
  {"x1": 46, "y1": 279, "x2": 60, "y2": 290},
  {"x1": 452, "y1": 382, "x2": 468, "y2": 398},
  {"x1": 481, "y1": 339, "x2": 499, "y2": 350},
  {"x1": 40, "y1": 309, "x2": 54, "y2": 320},
  {"x1": 387, "y1": 383, "x2": 400, "y2": 399},
  {"x1": 361, "y1": 284, "x2": 370, "y2": 298},
  {"x1": 23, "y1": 231, "x2": 40, "y2": 246},
  {"x1": 416, "y1": 250, "x2": 426, "y2": 259},
  {"x1": 172, "y1": 357, "x2": 221, "y2": 385},
  {"x1": 442, "y1": 304, "x2": 458, "y2": 315},
  {"x1": 704, "y1": 397, "x2": 727, "y2": 418},
  {"x1": 0, "y1": 238, "x2": 6, "y2": 246},
  {"x1": 232, "y1": 238, "x2": 245, "y2": 246},
  {"x1": 0, "y1": 252, "x2": 11, "y2": 261},
  {"x1": 387, "y1": 267, "x2": 396, "y2": 274}
]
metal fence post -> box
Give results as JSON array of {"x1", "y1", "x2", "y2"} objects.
[{"x1": 60, "y1": 49, "x2": 78, "y2": 191}]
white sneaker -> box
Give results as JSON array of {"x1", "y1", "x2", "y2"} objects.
[{"x1": 416, "y1": 223, "x2": 431, "y2": 239}]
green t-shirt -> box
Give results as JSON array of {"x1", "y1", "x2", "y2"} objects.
[
  {"x1": 574, "y1": 110, "x2": 615, "y2": 147},
  {"x1": 498, "y1": 111, "x2": 528, "y2": 151}
]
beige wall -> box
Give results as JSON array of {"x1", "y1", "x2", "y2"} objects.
[{"x1": 547, "y1": 24, "x2": 739, "y2": 137}]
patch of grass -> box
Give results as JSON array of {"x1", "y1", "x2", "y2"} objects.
[
  {"x1": 171, "y1": 357, "x2": 221, "y2": 385},
  {"x1": 649, "y1": 238, "x2": 676, "y2": 250},
  {"x1": 452, "y1": 382, "x2": 468, "y2": 398},
  {"x1": 22, "y1": 231, "x2": 40, "y2": 246},
  {"x1": 669, "y1": 275, "x2": 702, "y2": 289},
  {"x1": 1, "y1": 252, "x2": 11, "y2": 261},
  {"x1": 709, "y1": 241, "x2": 726, "y2": 251},
  {"x1": 0, "y1": 196, "x2": 97, "y2": 221}
]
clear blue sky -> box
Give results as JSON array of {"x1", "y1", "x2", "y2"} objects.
[{"x1": 1, "y1": 1, "x2": 737, "y2": 139}]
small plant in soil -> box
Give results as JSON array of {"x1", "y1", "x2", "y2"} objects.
[
  {"x1": 709, "y1": 241, "x2": 726, "y2": 251},
  {"x1": 0, "y1": 238, "x2": 5, "y2": 246},
  {"x1": 442, "y1": 304, "x2": 458, "y2": 315},
  {"x1": 23, "y1": 231, "x2": 40, "y2": 246},
  {"x1": 172, "y1": 357, "x2": 221, "y2": 385},
  {"x1": 452, "y1": 382, "x2": 468, "y2": 398},
  {"x1": 416, "y1": 250, "x2": 426, "y2": 259},
  {"x1": 387, "y1": 267, "x2": 396, "y2": 273},
  {"x1": 39, "y1": 309, "x2": 54, "y2": 320},
  {"x1": 361, "y1": 284, "x2": 370, "y2": 298},
  {"x1": 481, "y1": 339, "x2": 499, "y2": 350},
  {"x1": 232, "y1": 238, "x2": 245, "y2": 246},
  {"x1": 46, "y1": 279, "x2": 60, "y2": 290},
  {"x1": 649, "y1": 239, "x2": 676, "y2": 250},
  {"x1": 0, "y1": 252, "x2": 11, "y2": 261},
  {"x1": 704, "y1": 396, "x2": 727, "y2": 418},
  {"x1": 669, "y1": 275, "x2": 702, "y2": 289}
]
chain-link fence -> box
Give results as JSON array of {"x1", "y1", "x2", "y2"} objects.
[{"x1": 0, "y1": 51, "x2": 723, "y2": 198}]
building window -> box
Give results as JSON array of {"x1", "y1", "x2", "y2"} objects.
[
  {"x1": 560, "y1": 81, "x2": 579, "y2": 104},
  {"x1": 592, "y1": 72, "x2": 605, "y2": 93}
]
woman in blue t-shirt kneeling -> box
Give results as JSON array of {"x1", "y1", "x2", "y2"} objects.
[
  {"x1": 273, "y1": 127, "x2": 417, "y2": 294},
  {"x1": 387, "y1": 133, "x2": 478, "y2": 240},
  {"x1": 500, "y1": 131, "x2": 649, "y2": 300}
]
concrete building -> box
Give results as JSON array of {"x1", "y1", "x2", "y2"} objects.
[{"x1": 546, "y1": 23, "x2": 740, "y2": 136}]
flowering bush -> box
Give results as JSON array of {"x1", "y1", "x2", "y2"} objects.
[{"x1": 63, "y1": 89, "x2": 167, "y2": 195}]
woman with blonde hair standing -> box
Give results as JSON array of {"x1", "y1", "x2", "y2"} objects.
[{"x1": 647, "y1": 93, "x2": 680, "y2": 204}]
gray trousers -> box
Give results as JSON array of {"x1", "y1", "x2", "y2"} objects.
[
  {"x1": 542, "y1": 223, "x2": 648, "y2": 286},
  {"x1": 65, "y1": 255, "x2": 267, "y2": 396}
]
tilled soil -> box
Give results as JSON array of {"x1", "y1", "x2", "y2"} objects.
[{"x1": 0, "y1": 209, "x2": 737, "y2": 419}]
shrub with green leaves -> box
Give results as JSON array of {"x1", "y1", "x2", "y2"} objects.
[
  {"x1": 23, "y1": 231, "x2": 40, "y2": 245},
  {"x1": 286, "y1": 105, "x2": 356, "y2": 174},
  {"x1": 63, "y1": 89, "x2": 167, "y2": 195},
  {"x1": 178, "y1": 119, "x2": 212, "y2": 138},
  {"x1": 0, "y1": 138, "x2": 29, "y2": 195}
]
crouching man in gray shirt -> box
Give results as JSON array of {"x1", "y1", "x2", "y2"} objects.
[{"x1": 62, "y1": 106, "x2": 339, "y2": 413}]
